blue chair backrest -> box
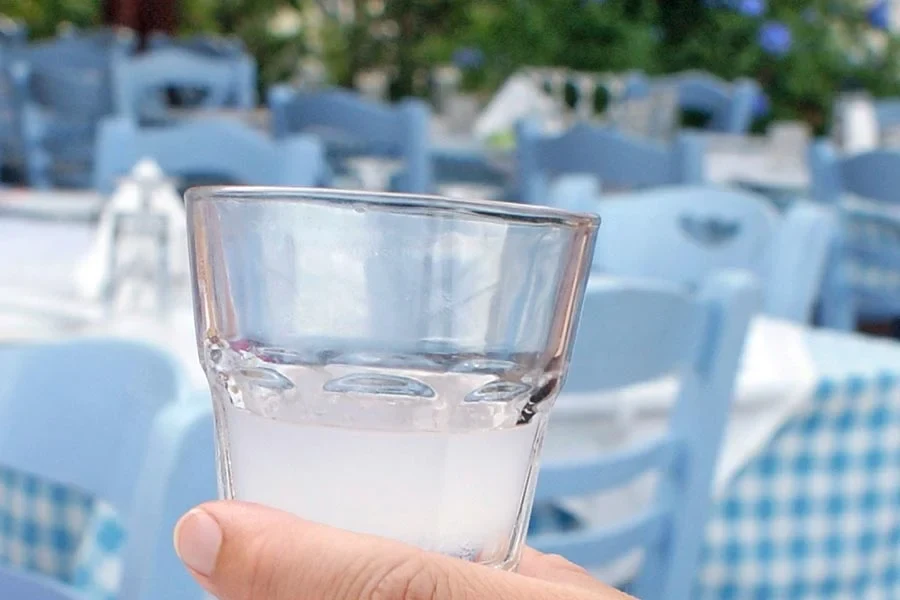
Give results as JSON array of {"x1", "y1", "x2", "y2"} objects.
[
  {"x1": 55, "y1": 26, "x2": 136, "y2": 48},
  {"x1": 124, "y1": 394, "x2": 215, "y2": 600},
  {"x1": 0, "y1": 339, "x2": 185, "y2": 524},
  {"x1": 28, "y1": 64, "x2": 110, "y2": 124},
  {"x1": 624, "y1": 71, "x2": 759, "y2": 134},
  {"x1": 515, "y1": 119, "x2": 704, "y2": 205},
  {"x1": 553, "y1": 185, "x2": 833, "y2": 323},
  {"x1": 19, "y1": 29, "x2": 134, "y2": 120},
  {"x1": 112, "y1": 46, "x2": 256, "y2": 121},
  {"x1": 10, "y1": 30, "x2": 135, "y2": 188},
  {"x1": 809, "y1": 140, "x2": 900, "y2": 330},
  {"x1": 268, "y1": 85, "x2": 433, "y2": 193},
  {"x1": 93, "y1": 116, "x2": 326, "y2": 193},
  {"x1": 431, "y1": 150, "x2": 514, "y2": 200},
  {"x1": 147, "y1": 32, "x2": 247, "y2": 58},
  {"x1": 530, "y1": 272, "x2": 759, "y2": 600},
  {"x1": 0, "y1": 340, "x2": 215, "y2": 600},
  {"x1": 0, "y1": 58, "x2": 28, "y2": 164},
  {"x1": 809, "y1": 140, "x2": 900, "y2": 206},
  {"x1": 673, "y1": 71, "x2": 759, "y2": 134}
]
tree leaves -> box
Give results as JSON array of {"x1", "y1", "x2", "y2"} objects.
[{"x1": 6, "y1": 0, "x2": 900, "y2": 133}]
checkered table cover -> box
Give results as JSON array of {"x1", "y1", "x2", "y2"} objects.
[
  {"x1": 0, "y1": 466, "x2": 126, "y2": 599},
  {"x1": 696, "y1": 371, "x2": 900, "y2": 599}
]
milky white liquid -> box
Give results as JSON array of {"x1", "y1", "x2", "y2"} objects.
[{"x1": 224, "y1": 403, "x2": 541, "y2": 564}]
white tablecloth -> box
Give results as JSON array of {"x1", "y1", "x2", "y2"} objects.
[
  {"x1": 0, "y1": 219, "x2": 93, "y2": 291},
  {"x1": 706, "y1": 151, "x2": 809, "y2": 191}
]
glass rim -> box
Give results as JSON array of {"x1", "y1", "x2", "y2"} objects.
[{"x1": 185, "y1": 186, "x2": 600, "y2": 228}]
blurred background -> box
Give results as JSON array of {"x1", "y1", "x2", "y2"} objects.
[
  {"x1": 3, "y1": 1, "x2": 900, "y2": 599},
  {"x1": 5, "y1": 0, "x2": 900, "y2": 129}
]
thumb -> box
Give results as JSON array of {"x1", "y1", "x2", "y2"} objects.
[{"x1": 174, "y1": 501, "x2": 624, "y2": 600}]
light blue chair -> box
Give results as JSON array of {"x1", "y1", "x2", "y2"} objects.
[
  {"x1": 18, "y1": 28, "x2": 133, "y2": 116},
  {"x1": 431, "y1": 150, "x2": 514, "y2": 200},
  {"x1": 268, "y1": 85, "x2": 433, "y2": 193},
  {"x1": 672, "y1": 71, "x2": 760, "y2": 134},
  {"x1": 530, "y1": 272, "x2": 759, "y2": 600},
  {"x1": 553, "y1": 185, "x2": 833, "y2": 324},
  {"x1": 515, "y1": 119, "x2": 704, "y2": 205},
  {"x1": 0, "y1": 58, "x2": 28, "y2": 179},
  {"x1": 147, "y1": 32, "x2": 247, "y2": 58},
  {"x1": 93, "y1": 116, "x2": 326, "y2": 193},
  {"x1": 809, "y1": 140, "x2": 900, "y2": 330},
  {"x1": 628, "y1": 71, "x2": 760, "y2": 134},
  {"x1": 14, "y1": 29, "x2": 135, "y2": 187},
  {"x1": 0, "y1": 339, "x2": 216, "y2": 600},
  {"x1": 112, "y1": 46, "x2": 257, "y2": 122}
]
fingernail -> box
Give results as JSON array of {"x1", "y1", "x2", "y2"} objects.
[{"x1": 174, "y1": 508, "x2": 222, "y2": 577}]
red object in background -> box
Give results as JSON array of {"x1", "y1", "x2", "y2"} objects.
[{"x1": 103, "y1": 0, "x2": 178, "y2": 46}]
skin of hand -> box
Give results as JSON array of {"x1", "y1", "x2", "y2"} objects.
[{"x1": 173, "y1": 501, "x2": 634, "y2": 600}]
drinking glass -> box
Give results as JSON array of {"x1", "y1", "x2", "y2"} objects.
[{"x1": 186, "y1": 186, "x2": 598, "y2": 570}]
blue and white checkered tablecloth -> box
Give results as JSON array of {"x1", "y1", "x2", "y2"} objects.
[
  {"x1": 693, "y1": 330, "x2": 900, "y2": 598},
  {"x1": 696, "y1": 372, "x2": 900, "y2": 599},
  {"x1": 531, "y1": 329, "x2": 900, "y2": 599},
  {"x1": 0, "y1": 466, "x2": 126, "y2": 600}
]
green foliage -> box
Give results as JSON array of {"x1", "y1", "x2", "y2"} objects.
[
  {"x1": 445, "y1": 0, "x2": 900, "y2": 133},
  {"x1": 435, "y1": 0, "x2": 661, "y2": 90},
  {"x1": 1, "y1": 0, "x2": 99, "y2": 38},
  {"x1": 660, "y1": 0, "x2": 900, "y2": 132},
  {"x1": 180, "y1": 0, "x2": 309, "y2": 93},
  {"x1": 5, "y1": 0, "x2": 900, "y2": 132}
]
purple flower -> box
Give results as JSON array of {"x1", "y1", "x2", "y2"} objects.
[
  {"x1": 452, "y1": 47, "x2": 484, "y2": 70},
  {"x1": 868, "y1": 0, "x2": 890, "y2": 30},
  {"x1": 758, "y1": 21, "x2": 792, "y2": 57},
  {"x1": 737, "y1": 0, "x2": 765, "y2": 17},
  {"x1": 753, "y1": 92, "x2": 770, "y2": 117}
]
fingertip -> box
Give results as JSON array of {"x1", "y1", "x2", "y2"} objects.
[{"x1": 174, "y1": 508, "x2": 223, "y2": 578}]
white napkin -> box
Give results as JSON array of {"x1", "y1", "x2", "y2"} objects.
[
  {"x1": 75, "y1": 159, "x2": 188, "y2": 301},
  {"x1": 473, "y1": 73, "x2": 559, "y2": 141}
]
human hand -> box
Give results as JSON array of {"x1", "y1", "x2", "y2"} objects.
[{"x1": 174, "y1": 501, "x2": 632, "y2": 599}]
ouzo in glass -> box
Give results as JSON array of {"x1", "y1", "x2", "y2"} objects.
[{"x1": 186, "y1": 186, "x2": 598, "y2": 570}]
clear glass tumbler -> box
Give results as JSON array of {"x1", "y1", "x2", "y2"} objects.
[{"x1": 186, "y1": 186, "x2": 598, "y2": 570}]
